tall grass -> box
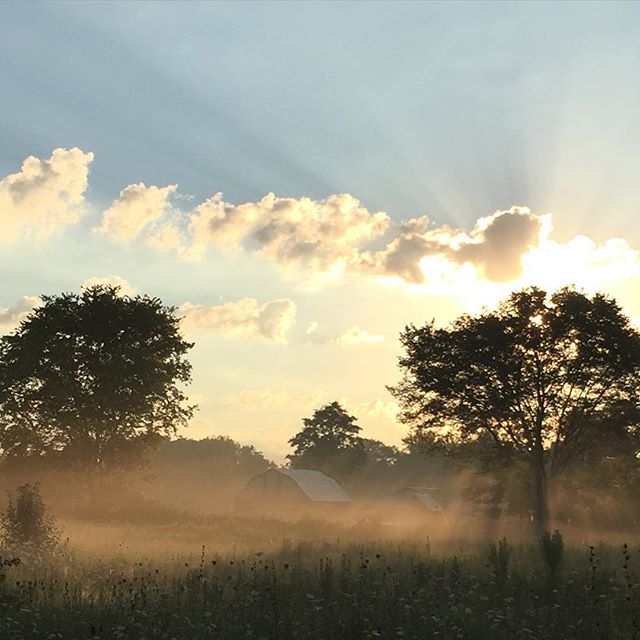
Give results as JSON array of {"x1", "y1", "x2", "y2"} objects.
[{"x1": 1, "y1": 540, "x2": 640, "y2": 639}]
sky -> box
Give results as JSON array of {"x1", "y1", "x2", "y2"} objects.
[{"x1": 1, "y1": 1, "x2": 640, "y2": 461}]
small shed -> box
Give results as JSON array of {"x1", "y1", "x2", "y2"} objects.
[
  {"x1": 235, "y1": 468, "x2": 351, "y2": 515},
  {"x1": 390, "y1": 487, "x2": 445, "y2": 513}
]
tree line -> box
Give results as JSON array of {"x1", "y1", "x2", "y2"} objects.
[{"x1": 1, "y1": 284, "x2": 639, "y2": 535}]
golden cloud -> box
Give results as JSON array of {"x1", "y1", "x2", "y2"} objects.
[
  {"x1": 0, "y1": 148, "x2": 93, "y2": 244},
  {"x1": 179, "y1": 297, "x2": 297, "y2": 344}
]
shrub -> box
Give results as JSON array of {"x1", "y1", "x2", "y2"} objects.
[
  {"x1": 488, "y1": 537, "x2": 511, "y2": 582},
  {"x1": 540, "y1": 529, "x2": 564, "y2": 580},
  {"x1": 0, "y1": 484, "x2": 59, "y2": 551}
]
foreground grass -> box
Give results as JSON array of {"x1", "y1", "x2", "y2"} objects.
[{"x1": 2, "y1": 541, "x2": 640, "y2": 639}]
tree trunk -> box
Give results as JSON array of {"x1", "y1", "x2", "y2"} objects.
[{"x1": 531, "y1": 448, "x2": 549, "y2": 537}]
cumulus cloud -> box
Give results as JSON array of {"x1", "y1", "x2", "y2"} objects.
[
  {"x1": 133, "y1": 189, "x2": 550, "y2": 287},
  {"x1": 0, "y1": 148, "x2": 93, "y2": 244},
  {"x1": 454, "y1": 208, "x2": 549, "y2": 281},
  {"x1": 96, "y1": 183, "x2": 177, "y2": 244},
  {"x1": 90, "y1": 182, "x2": 636, "y2": 315},
  {"x1": 179, "y1": 297, "x2": 296, "y2": 344},
  {"x1": 81, "y1": 275, "x2": 137, "y2": 296},
  {"x1": 370, "y1": 207, "x2": 548, "y2": 284},
  {"x1": 0, "y1": 296, "x2": 42, "y2": 332},
  {"x1": 4, "y1": 149, "x2": 639, "y2": 311},
  {"x1": 185, "y1": 192, "x2": 390, "y2": 272}
]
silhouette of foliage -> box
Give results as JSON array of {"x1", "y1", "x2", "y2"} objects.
[
  {"x1": 146, "y1": 436, "x2": 274, "y2": 511},
  {"x1": 287, "y1": 402, "x2": 365, "y2": 479},
  {"x1": 0, "y1": 286, "x2": 194, "y2": 469},
  {"x1": 390, "y1": 287, "x2": 640, "y2": 535},
  {"x1": 540, "y1": 529, "x2": 564, "y2": 581},
  {"x1": 0, "y1": 483, "x2": 59, "y2": 551},
  {"x1": 488, "y1": 537, "x2": 511, "y2": 583}
]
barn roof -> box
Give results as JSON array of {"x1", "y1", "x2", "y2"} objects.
[
  {"x1": 392, "y1": 487, "x2": 444, "y2": 511},
  {"x1": 281, "y1": 469, "x2": 351, "y2": 502},
  {"x1": 410, "y1": 491, "x2": 442, "y2": 511}
]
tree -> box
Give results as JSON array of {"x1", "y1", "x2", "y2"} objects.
[
  {"x1": 390, "y1": 287, "x2": 640, "y2": 535},
  {"x1": 1, "y1": 484, "x2": 59, "y2": 551},
  {"x1": 287, "y1": 402, "x2": 365, "y2": 479},
  {"x1": 0, "y1": 286, "x2": 194, "y2": 470},
  {"x1": 360, "y1": 438, "x2": 399, "y2": 467},
  {"x1": 146, "y1": 436, "x2": 274, "y2": 511}
]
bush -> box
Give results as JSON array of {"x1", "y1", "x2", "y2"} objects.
[
  {"x1": 0, "y1": 484, "x2": 59, "y2": 551},
  {"x1": 488, "y1": 537, "x2": 511, "y2": 583},
  {"x1": 540, "y1": 529, "x2": 564, "y2": 580}
]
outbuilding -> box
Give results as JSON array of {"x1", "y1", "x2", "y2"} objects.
[
  {"x1": 235, "y1": 468, "x2": 351, "y2": 515},
  {"x1": 390, "y1": 487, "x2": 445, "y2": 513}
]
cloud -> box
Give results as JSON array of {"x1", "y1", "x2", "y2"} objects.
[
  {"x1": 137, "y1": 190, "x2": 551, "y2": 287},
  {"x1": 215, "y1": 387, "x2": 397, "y2": 423},
  {"x1": 96, "y1": 183, "x2": 177, "y2": 244},
  {"x1": 81, "y1": 275, "x2": 137, "y2": 296},
  {"x1": 4, "y1": 149, "x2": 639, "y2": 316},
  {"x1": 347, "y1": 398, "x2": 400, "y2": 422},
  {"x1": 370, "y1": 207, "x2": 548, "y2": 284},
  {"x1": 185, "y1": 192, "x2": 390, "y2": 272},
  {"x1": 179, "y1": 297, "x2": 296, "y2": 344},
  {"x1": 215, "y1": 387, "x2": 328, "y2": 411},
  {"x1": 334, "y1": 325, "x2": 384, "y2": 346},
  {"x1": 452, "y1": 208, "x2": 548, "y2": 281},
  {"x1": 522, "y1": 235, "x2": 640, "y2": 291},
  {"x1": 306, "y1": 323, "x2": 384, "y2": 346},
  {"x1": 0, "y1": 148, "x2": 93, "y2": 244},
  {"x1": 0, "y1": 296, "x2": 42, "y2": 333}
]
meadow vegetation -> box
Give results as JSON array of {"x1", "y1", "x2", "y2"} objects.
[{"x1": 2, "y1": 536, "x2": 640, "y2": 639}]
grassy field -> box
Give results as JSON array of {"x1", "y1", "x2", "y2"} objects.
[{"x1": 2, "y1": 535, "x2": 640, "y2": 640}]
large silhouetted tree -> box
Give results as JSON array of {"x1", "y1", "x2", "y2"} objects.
[
  {"x1": 0, "y1": 286, "x2": 194, "y2": 469},
  {"x1": 287, "y1": 402, "x2": 365, "y2": 479},
  {"x1": 390, "y1": 287, "x2": 640, "y2": 535}
]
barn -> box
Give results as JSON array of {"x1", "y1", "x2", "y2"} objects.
[
  {"x1": 235, "y1": 468, "x2": 351, "y2": 515},
  {"x1": 390, "y1": 487, "x2": 445, "y2": 513}
]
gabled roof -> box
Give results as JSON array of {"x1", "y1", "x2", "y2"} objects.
[
  {"x1": 392, "y1": 486, "x2": 444, "y2": 511},
  {"x1": 411, "y1": 492, "x2": 442, "y2": 511},
  {"x1": 281, "y1": 469, "x2": 351, "y2": 502}
]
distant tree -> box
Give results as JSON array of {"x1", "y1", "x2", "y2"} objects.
[
  {"x1": 0, "y1": 286, "x2": 194, "y2": 470},
  {"x1": 360, "y1": 438, "x2": 399, "y2": 467},
  {"x1": 0, "y1": 484, "x2": 59, "y2": 551},
  {"x1": 390, "y1": 287, "x2": 640, "y2": 535},
  {"x1": 287, "y1": 402, "x2": 365, "y2": 479},
  {"x1": 153, "y1": 436, "x2": 273, "y2": 486},
  {"x1": 145, "y1": 436, "x2": 274, "y2": 511}
]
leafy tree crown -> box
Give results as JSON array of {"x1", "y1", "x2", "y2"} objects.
[
  {"x1": 390, "y1": 287, "x2": 640, "y2": 474},
  {"x1": 0, "y1": 285, "x2": 195, "y2": 468},
  {"x1": 287, "y1": 401, "x2": 363, "y2": 472}
]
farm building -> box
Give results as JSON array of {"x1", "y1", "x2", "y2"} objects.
[
  {"x1": 235, "y1": 468, "x2": 351, "y2": 515},
  {"x1": 390, "y1": 487, "x2": 445, "y2": 513}
]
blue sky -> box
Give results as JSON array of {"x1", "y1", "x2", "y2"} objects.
[{"x1": 2, "y1": 1, "x2": 640, "y2": 459}]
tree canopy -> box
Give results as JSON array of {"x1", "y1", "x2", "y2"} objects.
[
  {"x1": 390, "y1": 287, "x2": 640, "y2": 534},
  {"x1": 287, "y1": 401, "x2": 365, "y2": 479},
  {"x1": 0, "y1": 286, "x2": 194, "y2": 469},
  {"x1": 142, "y1": 436, "x2": 274, "y2": 512}
]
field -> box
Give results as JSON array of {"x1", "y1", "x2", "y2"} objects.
[{"x1": 2, "y1": 522, "x2": 640, "y2": 640}]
